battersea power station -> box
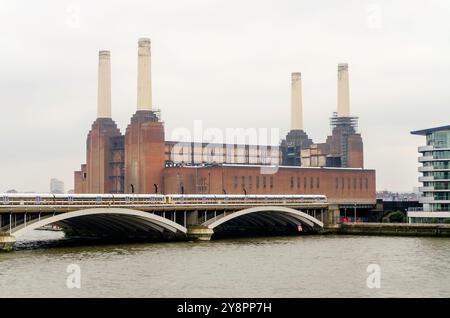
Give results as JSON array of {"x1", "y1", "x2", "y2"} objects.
[{"x1": 74, "y1": 38, "x2": 376, "y2": 206}]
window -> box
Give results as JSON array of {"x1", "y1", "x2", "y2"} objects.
[
  {"x1": 256, "y1": 176, "x2": 259, "y2": 189},
  {"x1": 234, "y1": 176, "x2": 238, "y2": 189},
  {"x1": 341, "y1": 177, "x2": 345, "y2": 190},
  {"x1": 316, "y1": 177, "x2": 320, "y2": 189},
  {"x1": 263, "y1": 176, "x2": 266, "y2": 189},
  {"x1": 353, "y1": 177, "x2": 357, "y2": 190},
  {"x1": 336, "y1": 178, "x2": 339, "y2": 190},
  {"x1": 242, "y1": 176, "x2": 245, "y2": 189},
  {"x1": 249, "y1": 176, "x2": 252, "y2": 190},
  {"x1": 430, "y1": 171, "x2": 450, "y2": 180},
  {"x1": 365, "y1": 178, "x2": 368, "y2": 190},
  {"x1": 297, "y1": 176, "x2": 300, "y2": 189},
  {"x1": 359, "y1": 178, "x2": 363, "y2": 190},
  {"x1": 290, "y1": 176, "x2": 294, "y2": 190},
  {"x1": 310, "y1": 177, "x2": 314, "y2": 189},
  {"x1": 304, "y1": 177, "x2": 307, "y2": 189},
  {"x1": 270, "y1": 176, "x2": 274, "y2": 189},
  {"x1": 348, "y1": 178, "x2": 351, "y2": 190},
  {"x1": 428, "y1": 130, "x2": 450, "y2": 148}
]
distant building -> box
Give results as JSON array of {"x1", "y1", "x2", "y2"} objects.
[
  {"x1": 50, "y1": 178, "x2": 64, "y2": 194},
  {"x1": 409, "y1": 125, "x2": 450, "y2": 223},
  {"x1": 377, "y1": 190, "x2": 419, "y2": 202},
  {"x1": 6, "y1": 189, "x2": 18, "y2": 194}
]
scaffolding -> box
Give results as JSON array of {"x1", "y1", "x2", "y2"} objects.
[
  {"x1": 330, "y1": 112, "x2": 359, "y2": 168},
  {"x1": 109, "y1": 135, "x2": 125, "y2": 193},
  {"x1": 330, "y1": 112, "x2": 359, "y2": 132}
]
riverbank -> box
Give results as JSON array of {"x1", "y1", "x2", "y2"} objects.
[{"x1": 324, "y1": 223, "x2": 450, "y2": 237}]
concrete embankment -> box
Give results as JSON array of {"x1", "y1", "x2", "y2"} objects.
[{"x1": 323, "y1": 223, "x2": 450, "y2": 237}]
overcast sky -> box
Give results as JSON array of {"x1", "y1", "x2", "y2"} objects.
[{"x1": 1, "y1": 0, "x2": 449, "y2": 193}]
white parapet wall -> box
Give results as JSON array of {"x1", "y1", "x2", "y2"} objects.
[{"x1": 407, "y1": 211, "x2": 450, "y2": 223}]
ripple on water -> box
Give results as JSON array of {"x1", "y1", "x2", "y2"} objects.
[{"x1": 1, "y1": 231, "x2": 450, "y2": 297}]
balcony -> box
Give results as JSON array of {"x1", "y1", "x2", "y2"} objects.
[
  {"x1": 418, "y1": 166, "x2": 434, "y2": 172},
  {"x1": 419, "y1": 186, "x2": 434, "y2": 192},
  {"x1": 419, "y1": 176, "x2": 434, "y2": 182},
  {"x1": 407, "y1": 211, "x2": 450, "y2": 218},
  {"x1": 418, "y1": 156, "x2": 433, "y2": 162},
  {"x1": 419, "y1": 197, "x2": 433, "y2": 204},
  {"x1": 418, "y1": 145, "x2": 433, "y2": 152},
  {"x1": 419, "y1": 196, "x2": 450, "y2": 204}
]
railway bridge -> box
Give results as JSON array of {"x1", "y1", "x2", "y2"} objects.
[{"x1": 0, "y1": 194, "x2": 332, "y2": 251}]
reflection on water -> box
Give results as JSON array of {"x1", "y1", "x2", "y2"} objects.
[{"x1": 1, "y1": 230, "x2": 450, "y2": 297}]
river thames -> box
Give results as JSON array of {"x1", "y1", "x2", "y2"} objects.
[{"x1": 0, "y1": 231, "x2": 449, "y2": 297}]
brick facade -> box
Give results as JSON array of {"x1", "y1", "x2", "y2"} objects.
[{"x1": 163, "y1": 165, "x2": 376, "y2": 204}]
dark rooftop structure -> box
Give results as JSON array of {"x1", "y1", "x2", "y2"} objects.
[{"x1": 411, "y1": 125, "x2": 450, "y2": 136}]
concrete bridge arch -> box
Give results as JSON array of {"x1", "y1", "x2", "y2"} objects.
[
  {"x1": 188, "y1": 206, "x2": 324, "y2": 240},
  {"x1": 204, "y1": 206, "x2": 323, "y2": 230},
  {"x1": 10, "y1": 208, "x2": 188, "y2": 239}
]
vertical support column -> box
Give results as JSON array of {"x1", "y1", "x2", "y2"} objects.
[
  {"x1": 186, "y1": 210, "x2": 214, "y2": 241},
  {"x1": 325, "y1": 205, "x2": 340, "y2": 228},
  {"x1": 186, "y1": 210, "x2": 199, "y2": 225}
]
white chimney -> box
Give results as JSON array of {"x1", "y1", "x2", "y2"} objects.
[
  {"x1": 337, "y1": 63, "x2": 350, "y2": 117},
  {"x1": 97, "y1": 51, "x2": 111, "y2": 118},
  {"x1": 291, "y1": 72, "x2": 303, "y2": 130},
  {"x1": 137, "y1": 38, "x2": 152, "y2": 111}
]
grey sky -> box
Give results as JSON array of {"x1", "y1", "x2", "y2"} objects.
[{"x1": 1, "y1": 0, "x2": 449, "y2": 192}]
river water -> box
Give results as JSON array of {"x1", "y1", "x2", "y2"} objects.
[{"x1": 0, "y1": 230, "x2": 449, "y2": 297}]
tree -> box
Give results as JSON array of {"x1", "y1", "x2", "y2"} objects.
[{"x1": 382, "y1": 211, "x2": 406, "y2": 223}]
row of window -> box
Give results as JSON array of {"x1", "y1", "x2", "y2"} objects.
[
  {"x1": 424, "y1": 161, "x2": 450, "y2": 169},
  {"x1": 423, "y1": 151, "x2": 450, "y2": 159},
  {"x1": 424, "y1": 181, "x2": 450, "y2": 190},
  {"x1": 290, "y1": 176, "x2": 320, "y2": 190},
  {"x1": 427, "y1": 203, "x2": 450, "y2": 212},
  {"x1": 424, "y1": 192, "x2": 450, "y2": 200},
  {"x1": 232, "y1": 175, "x2": 369, "y2": 191},
  {"x1": 234, "y1": 176, "x2": 274, "y2": 190},
  {"x1": 335, "y1": 177, "x2": 369, "y2": 191},
  {"x1": 424, "y1": 172, "x2": 450, "y2": 179}
]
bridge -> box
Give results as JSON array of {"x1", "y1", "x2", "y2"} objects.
[{"x1": 0, "y1": 194, "x2": 330, "y2": 251}]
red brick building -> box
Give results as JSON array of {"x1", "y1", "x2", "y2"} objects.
[
  {"x1": 74, "y1": 39, "x2": 375, "y2": 207},
  {"x1": 162, "y1": 165, "x2": 375, "y2": 205}
]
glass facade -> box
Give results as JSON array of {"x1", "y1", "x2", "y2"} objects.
[{"x1": 426, "y1": 130, "x2": 450, "y2": 148}]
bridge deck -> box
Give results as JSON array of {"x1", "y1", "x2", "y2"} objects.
[{"x1": 0, "y1": 202, "x2": 328, "y2": 213}]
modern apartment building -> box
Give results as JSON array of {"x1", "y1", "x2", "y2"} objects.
[{"x1": 409, "y1": 125, "x2": 450, "y2": 223}]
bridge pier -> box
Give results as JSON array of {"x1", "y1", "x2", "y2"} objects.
[
  {"x1": 187, "y1": 226, "x2": 214, "y2": 241},
  {"x1": 186, "y1": 210, "x2": 199, "y2": 225},
  {"x1": 0, "y1": 233, "x2": 16, "y2": 252},
  {"x1": 324, "y1": 205, "x2": 340, "y2": 228}
]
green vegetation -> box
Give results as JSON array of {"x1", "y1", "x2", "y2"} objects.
[{"x1": 382, "y1": 211, "x2": 406, "y2": 223}]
